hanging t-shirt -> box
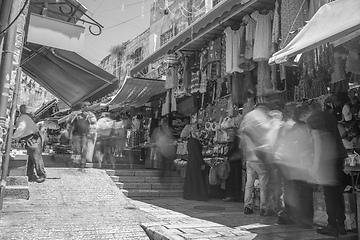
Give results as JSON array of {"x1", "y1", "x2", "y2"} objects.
[{"x1": 251, "y1": 10, "x2": 273, "y2": 61}]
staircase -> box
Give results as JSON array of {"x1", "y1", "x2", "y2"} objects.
[{"x1": 106, "y1": 168, "x2": 184, "y2": 199}]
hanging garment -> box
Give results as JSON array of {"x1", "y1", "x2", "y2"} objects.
[
  {"x1": 161, "y1": 92, "x2": 170, "y2": 116},
  {"x1": 224, "y1": 26, "x2": 244, "y2": 74},
  {"x1": 231, "y1": 73, "x2": 242, "y2": 105},
  {"x1": 272, "y1": 0, "x2": 280, "y2": 44},
  {"x1": 200, "y1": 67, "x2": 208, "y2": 93},
  {"x1": 183, "y1": 56, "x2": 191, "y2": 90},
  {"x1": 165, "y1": 65, "x2": 176, "y2": 89},
  {"x1": 190, "y1": 70, "x2": 201, "y2": 94},
  {"x1": 310, "y1": 78, "x2": 328, "y2": 99},
  {"x1": 331, "y1": 52, "x2": 347, "y2": 84},
  {"x1": 171, "y1": 90, "x2": 177, "y2": 112},
  {"x1": 256, "y1": 61, "x2": 272, "y2": 96},
  {"x1": 251, "y1": 10, "x2": 273, "y2": 61},
  {"x1": 346, "y1": 51, "x2": 360, "y2": 75},
  {"x1": 224, "y1": 27, "x2": 234, "y2": 74},
  {"x1": 208, "y1": 38, "x2": 222, "y2": 62},
  {"x1": 243, "y1": 15, "x2": 256, "y2": 60},
  {"x1": 281, "y1": 0, "x2": 308, "y2": 48}
]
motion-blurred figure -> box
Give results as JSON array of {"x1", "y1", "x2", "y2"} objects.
[
  {"x1": 152, "y1": 118, "x2": 175, "y2": 177},
  {"x1": 67, "y1": 102, "x2": 97, "y2": 168},
  {"x1": 296, "y1": 103, "x2": 347, "y2": 237},
  {"x1": 240, "y1": 105, "x2": 272, "y2": 216}
]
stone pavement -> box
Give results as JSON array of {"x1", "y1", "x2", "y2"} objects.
[
  {"x1": 0, "y1": 168, "x2": 358, "y2": 240},
  {"x1": 0, "y1": 168, "x2": 153, "y2": 240},
  {"x1": 135, "y1": 198, "x2": 358, "y2": 240}
]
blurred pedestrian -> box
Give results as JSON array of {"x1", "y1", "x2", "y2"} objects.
[
  {"x1": 13, "y1": 104, "x2": 46, "y2": 183},
  {"x1": 67, "y1": 102, "x2": 97, "y2": 168},
  {"x1": 183, "y1": 124, "x2": 208, "y2": 201},
  {"x1": 240, "y1": 105, "x2": 272, "y2": 216},
  {"x1": 297, "y1": 103, "x2": 347, "y2": 237},
  {"x1": 152, "y1": 118, "x2": 175, "y2": 177},
  {"x1": 223, "y1": 127, "x2": 243, "y2": 202},
  {"x1": 96, "y1": 112, "x2": 115, "y2": 169}
]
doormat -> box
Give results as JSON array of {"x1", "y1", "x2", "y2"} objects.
[{"x1": 193, "y1": 205, "x2": 226, "y2": 211}]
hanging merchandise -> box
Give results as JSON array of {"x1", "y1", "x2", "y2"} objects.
[
  {"x1": 224, "y1": 25, "x2": 244, "y2": 74},
  {"x1": 161, "y1": 91, "x2": 170, "y2": 116},
  {"x1": 171, "y1": 90, "x2": 177, "y2": 112},
  {"x1": 165, "y1": 64, "x2": 177, "y2": 90},
  {"x1": 183, "y1": 55, "x2": 191, "y2": 90},
  {"x1": 243, "y1": 15, "x2": 256, "y2": 60},
  {"x1": 256, "y1": 61, "x2": 273, "y2": 96},
  {"x1": 331, "y1": 51, "x2": 347, "y2": 84},
  {"x1": 272, "y1": 0, "x2": 280, "y2": 45},
  {"x1": 208, "y1": 37, "x2": 222, "y2": 63},
  {"x1": 251, "y1": 10, "x2": 273, "y2": 61},
  {"x1": 346, "y1": 51, "x2": 360, "y2": 75}
]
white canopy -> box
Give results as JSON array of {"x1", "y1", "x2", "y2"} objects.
[{"x1": 269, "y1": 0, "x2": 360, "y2": 65}]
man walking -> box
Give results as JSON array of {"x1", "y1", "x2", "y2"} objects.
[{"x1": 13, "y1": 105, "x2": 46, "y2": 183}]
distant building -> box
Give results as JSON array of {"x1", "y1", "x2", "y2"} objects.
[{"x1": 99, "y1": 0, "x2": 217, "y2": 83}]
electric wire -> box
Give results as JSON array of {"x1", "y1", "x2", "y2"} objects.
[
  {"x1": 0, "y1": 0, "x2": 29, "y2": 36},
  {"x1": 94, "y1": 0, "x2": 150, "y2": 14}
]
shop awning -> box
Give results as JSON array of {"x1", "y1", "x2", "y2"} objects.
[
  {"x1": 108, "y1": 77, "x2": 166, "y2": 110},
  {"x1": 130, "y1": 0, "x2": 275, "y2": 76},
  {"x1": 34, "y1": 99, "x2": 58, "y2": 118},
  {"x1": 21, "y1": 44, "x2": 119, "y2": 107},
  {"x1": 269, "y1": 0, "x2": 360, "y2": 65}
]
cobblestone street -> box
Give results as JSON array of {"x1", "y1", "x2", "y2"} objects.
[{"x1": 0, "y1": 168, "x2": 152, "y2": 240}]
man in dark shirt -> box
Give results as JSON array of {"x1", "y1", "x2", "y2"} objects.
[
  {"x1": 13, "y1": 105, "x2": 46, "y2": 183},
  {"x1": 297, "y1": 104, "x2": 347, "y2": 237}
]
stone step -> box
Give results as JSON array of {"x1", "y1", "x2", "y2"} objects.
[
  {"x1": 121, "y1": 189, "x2": 128, "y2": 197},
  {"x1": 114, "y1": 169, "x2": 181, "y2": 177},
  {"x1": 115, "y1": 182, "x2": 124, "y2": 189},
  {"x1": 116, "y1": 176, "x2": 184, "y2": 183},
  {"x1": 123, "y1": 182, "x2": 184, "y2": 190},
  {"x1": 127, "y1": 189, "x2": 183, "y2": 198},
  {"x1": 6, "y1": 176, "x2": 28, "y2": 186},
  {"x1": 4, "y1": 185, "x2": 30, "y2": 200},
  {"x1": 101, "y1": 163, "x2": 146, "y2": 169}
]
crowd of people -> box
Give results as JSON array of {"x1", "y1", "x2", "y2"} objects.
[{"x1": 181, "y1": 97, "x2": 350, "y2": 238}]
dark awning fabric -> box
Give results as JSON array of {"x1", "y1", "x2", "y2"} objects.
[
  {"x1": 130, "y1": 0, "x2": 275, "y2": 75},
  {"x1": 108, "y1": 77, "x2": 166, "y2": 110},
  {"x1": 269, "y1": 0, "x2": 360, "y2": 65},
  {"x1": 21, "y1": 44, "x2": 119, "y2": 107}
]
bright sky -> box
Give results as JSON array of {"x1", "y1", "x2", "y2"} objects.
[{"x1": 78, "y1": 0, "x2": 153, "y2": 65}]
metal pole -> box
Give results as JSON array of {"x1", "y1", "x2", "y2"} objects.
[
  {"x1": 0, "y1": 67, "x2": 21, "y2": 211},
  {"x1": 0, "y1": 0, "x2": 22, "y2": 212},
  {"x1": 0, "y1": 0, "x2": 13, "y2": 55},
  {"x1": 0, "y1": 0, "x2": 21, "y2": 130}
]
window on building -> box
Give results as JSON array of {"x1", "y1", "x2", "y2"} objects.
[
  {"x1": 160, "y1": 28, "x2": 174, "y2": 46},
  {"x1": 134, "y1": 47, "x2": 143, "y2": 65}
]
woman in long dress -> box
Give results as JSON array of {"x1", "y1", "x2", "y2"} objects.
[{"x1": 183, "y1": 125, "x2": 208, "y2": 201}]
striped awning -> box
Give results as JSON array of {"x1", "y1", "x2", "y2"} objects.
[{"x1": 108, "y1": 77, "x2": 166, "y2": 110}]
